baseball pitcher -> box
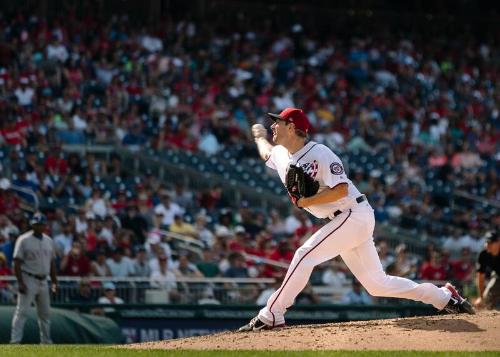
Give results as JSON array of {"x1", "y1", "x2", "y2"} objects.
[{"x1": 239, "y1": 107, "x2": 474, "y2": 332}]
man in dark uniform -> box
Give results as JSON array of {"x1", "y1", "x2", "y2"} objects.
[{"x1": 475, "y1": 231, "x2": 500, "y2": 310}]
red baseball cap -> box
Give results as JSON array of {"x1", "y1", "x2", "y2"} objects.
[{"x1": 268, "y1": 108, "x2": 311, "y2": 133}]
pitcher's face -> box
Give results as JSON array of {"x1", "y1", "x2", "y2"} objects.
[{"x1": 271, "y1": 120, "x2": 293, "y2": 145}]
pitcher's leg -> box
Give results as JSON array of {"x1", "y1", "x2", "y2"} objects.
[
  {"x1": 36, "y1": 282, "x2": 52, "y2": 344},
  {"x1": 259, "y1": 210, "x2": 360, "y2": 326},
  {"x1": 341, "y1": 239, "x2": 451, "y2": 309}
]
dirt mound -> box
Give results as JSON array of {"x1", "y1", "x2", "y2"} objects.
[{"x1": 128, "y1": 310, "x2": 500, "y2": 351}]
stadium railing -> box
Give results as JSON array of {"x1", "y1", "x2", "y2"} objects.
[
  {"x1": 1, "y1": 276, "x2": 471, "y2": 307},
  {"x1": 0, "y1": 276, "x2": 277, "y2": 305}
]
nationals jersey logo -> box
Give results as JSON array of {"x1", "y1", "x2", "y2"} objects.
[
  {"x1": 301, "y1": 160, "x2": 319, "y2": 178},
  {"x1": 330, "y1": 162, "x2": 344, "y2": 175}
]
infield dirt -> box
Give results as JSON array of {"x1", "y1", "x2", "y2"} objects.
[{"x1": 129, "y1": 310, "x2": 500, "y2": 351}]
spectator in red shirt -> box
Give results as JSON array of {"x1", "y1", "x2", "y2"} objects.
[
  {"x1": 0, "y1": 252, "x2": 14, "y2": 302},
  {"x1": 44, "y1": 145, "x2": 68, "y2": 176},
  {"x1": 0, "y1": 119, "x2": 25, "y2": 146},
  {"x1": 60, "y1": 241, "x2": 91, "y2": 276},
  {"x1": 268, "y1": 240, "x2": 294, "y2": 264},
  {"x1": 199, "y1": 185, "x2": 223, "y2": 212},
  {"x1": 0, "y1": 252, "x2": 12, "y2": 279},
  {"x1": 450, "y1": 247, "x2": 474, "y2": 283},
  {"x1": 228, "y1": 226, "x2": 247, "y2": 253},
  {"x1": 253, "y1": 236, "x2": 274, "y2": 257},
  {"x1": 111, "y1": 190, "x2": 128, "y2": 215},
  {"x1": 0, "y1": 186, "x2": 21, "y2": 217},
  {"x1": 420, "y1": 250, "x2": 447, "y2": 281},
  {"x1": 84, "y1": 215, "x2": 98, "y2": 253}
]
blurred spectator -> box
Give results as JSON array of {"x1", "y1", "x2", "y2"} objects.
[
  {"x1": 420, "y1": 251, "x2": 447, "y2": 281},
  {"x1": 450, "y1": 247, "x2": 474, "y2": 284},
  {"x1": 98, "y1": 282, "x2": 124, "y2": 312},
  {"x1": 376, "y1": 239, "x2": 395, "y2": 269},
  {"x1": 442, "y1": 229, "x2": 471, "y2": 259},
  {"x1": 150, "y1": 254, "x2": 179, "y2": 302},
  {"x1": 46, "y1": 36, "x2": 68, "y2": 62},
  {"x1": 106, "y1": 247, "x2": 134, "y2": 277},
  {"x1": 342, "y1": 280, "x2": 373, "y2": 305},
  {"x1": 0, "y1": 214, "x2": 18, "y2": 239},
  {"x1": 69, "y1": 279, "x2": 96, "y2": 304},
  {"x1": 154, "y1": 192, "x2": 184, "y2": 227},
  {"x1": 145, "y1": 220, "x2": 173, "y2": 267},
  {"x1": 387, "y1": 244, "x2": 417, "y2": 279},
  {"x1": 322, "y1": 258, "x2": 348, "y2": 288},
  {"x1": 199, "y1": 185, "x2": 223, "y2": 212},
  {"x1": 238, "y1": 204, "x2": 264, "y2": 237},
  {"x1": 214, "y1": 210, "x2": 235, "y2": 238},
  {"x1": 173, "y1": 253, "x2": 203, "y2": 278},
  {"x1": 296, "y1": 282, "x2": 321, "y2": 305},
  {"x1": 267, "y1": 209, "x2": 287, "y2": 238},
  {"x1": 121, "y1": 204, "x2": 149, "y2": 245},
  {"x1": 268, "y1": 240, "x2": 294, "y2": 264},
  {"x1": 60, "y1": 241, "x2": 91, "y2": 276},
  {"x1": 0, "y1": 252, "x2": 14, "y2": 303},
  {"x1": 0, "y1": 216, "x2": 17, "y2": 266},
  {"x1": 196, "y1": 248, "x2": 220, "y2": 278},
  {"x1": 169, "y1": 214, "x2": 197, "y2": 238},
  {"x1": 227, "y1": 226, "x2": 248, "y2": 253},
  {"x1": 54, "y1": 223, "x2": 74, "y2": 257},
  {"x1": 198, "y1": 128, "x2": 220, "y2": 156},
  {"x1": 171, "y1": 183, "x2": 194, "y2": 210},
  {"x1": 12, "y1": 169, "x2": 38, "y2": 204},
  {"x1": 90, "y1": 250, "x2": 111, "y2": 277},
  {"x1": 197, "y1": 287, "x2": 221, "y2": 305},
  {"x1": 238, "y1": 283, "x2": 261, "y2": 304},
  {"x1": 132, "y1": 247, "x2": 152, "y2": 277},
  {"x1": 84, "y1": 187, "x2": 110, "y2": 219},
  {"x1": 256, "y1": 280, "x2": 281, "y2": 306},
  {"x1": 14, "y1": 78, "x2": 35, "y2": 107},
  {"x1": 285, "y1": 210, "x2": 312, "y2": 235},
  {"x1": 75, "y1": 209, "x2": 89, "y2": 235},
  {"x1": 193, "y1": 213, "x2": 215, "y2": 248},
  {"x1": 223, "y1": 252, "x2": 249, "y2": 278},
  {"x1": 122, "y1": 123, "x2": 147, "y2": 147},
  {"x1": 99, "y1": 216, "x2": 116, "y2": 248}
]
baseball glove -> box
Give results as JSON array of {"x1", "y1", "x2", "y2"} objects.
[{"x1": 285, "y1": 164, "x2": 320, "y2": 206}]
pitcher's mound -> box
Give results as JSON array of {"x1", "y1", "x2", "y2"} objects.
[{"x1": 129, "y1": 310, "x2": 499, "y2": 351}]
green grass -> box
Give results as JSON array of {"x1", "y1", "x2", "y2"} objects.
[{"x1": 0, "y1": 346, "x2": 498, "y2": 357}]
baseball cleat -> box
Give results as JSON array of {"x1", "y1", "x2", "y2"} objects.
[
  {"x1": 443, "y1": 283, "x2": 475, "y2": 314},
  {"x1": 237, "y1": 316, "x2": 285, "y2": 332}
]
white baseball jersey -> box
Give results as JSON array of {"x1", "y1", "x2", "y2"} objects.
[
  {"x1": 266, "y1": 141, "x2": 362, "y2": 218},
  {"x1": 13, "y1": 230, "x2": 55, "y2": 276}
]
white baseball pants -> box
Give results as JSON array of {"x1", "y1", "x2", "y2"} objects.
[
  {"x1": 10, "y1": 273, "x2": 52, "y2": 344},
  {"x1": 258, "y1": 202, "x2": 452, "y2": 326}
]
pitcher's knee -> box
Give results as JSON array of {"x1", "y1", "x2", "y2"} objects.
[{"x1": 293, "y1": 246, "x2": 314, "y2": 266}]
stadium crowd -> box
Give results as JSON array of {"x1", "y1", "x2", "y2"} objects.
[{"x1": 0, "y1": 9, "x2": 498, "y2": 305}]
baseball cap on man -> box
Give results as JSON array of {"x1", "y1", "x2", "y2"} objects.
[
  {"x1": 484, "y1": 231, "x2": 498, "y2": 243},
  {"x1": 103, "y1": 282, "x2": 116, "y2": 291},
  {"x1": 268, "y1": 108, "x2": 311, "y2": 133},
  {"x1": 30, "y1": 212, "x2": 47, "y2": 226}
]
